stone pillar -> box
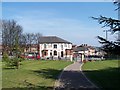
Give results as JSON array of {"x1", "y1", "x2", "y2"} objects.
[{"x1": 81, "y1": 54, "x2": 84, "y2": 62}]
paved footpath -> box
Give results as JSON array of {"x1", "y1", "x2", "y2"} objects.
[{"x1": 54, "y1": 62, "x2": 99, "y2": 90}]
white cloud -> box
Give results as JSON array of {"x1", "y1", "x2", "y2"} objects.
[
  {"x1": 5, "y1": 8, "x2": 108, "y2": 46},
  {"x1": 16, "y1": 16, "x2": 104, "y2": 46}
]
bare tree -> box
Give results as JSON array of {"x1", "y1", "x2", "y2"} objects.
[
  {"x1": 2, "y1": 19, "x2": 23, "y2": 55},
  {"x1": 0, "y1": 20, "x2": 2, "y2": 44},
  {"x1": 2, "y1": 19, "x2": 23, "y2": 69},
  {"x1": 23, "y1": 33, "x2": 42, "y2": 52},
  {"x1": 34, "y1": 33, "x2": 42, "y2": 44},
  {"x1": 34, "y1": 33, "x2": 42, "y2": 53},
  {"x1": 24, "y1": 33, "x2": 35, "y2": 52}
]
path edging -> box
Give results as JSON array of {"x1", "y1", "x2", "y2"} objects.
[
  {"x1": 54, "y1": 62, "x2": 75, "y2": 90},
  {"x1": 80, "y1": 63, "x2": 99, "y2": 88}
]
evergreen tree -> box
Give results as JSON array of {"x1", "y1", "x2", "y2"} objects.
[{"x1": 92, "y1": 1, "x2": 120, "y2": 56}]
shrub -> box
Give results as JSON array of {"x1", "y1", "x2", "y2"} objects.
[
  {"x1": 9, "y1": 57, "x2": 24, "y2": 69},
  {"x1": 2, "y1": 52, "x2": 9, "y2": 62},
  {"x1": 2, "y1": 52, "x2": 11, "y2": 67},
  {"x1": 3, "y1": 52, "x2": 23, "y2": 69}
]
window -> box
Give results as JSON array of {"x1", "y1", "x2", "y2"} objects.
[
  {"x1": 44, "y1": 44, "x2": 46, "y2": 48},
  {"x1": 68, "y1": 44, "x2": 71, "y2": 48},
  {"x1": 54, "y1": 50, "x2": 57, "y2": 56},
  {"x1": 61, "y1": 51, "x2": 63, "y2": 57},
  {"x1": 44, "y1": 52, "x2": 47, "y2": 56},
  {"x1": 64, "y1": 44, "x2": 67, "y2": 47},
  {"x1": 50, "y1": 52, "x2": 52, "y2": 56},
  {"x1": 54, "y1": 44, "x2": 57, "y2": 48},
  {"x1": 61, "y1": 45, "x2": 63, "y2": 49}
]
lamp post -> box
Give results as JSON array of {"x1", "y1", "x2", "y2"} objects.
[
  {"x1": 103, "y1": 30, "x2": 111, "y2": 40},
  {"x1": 118, "y1": 1, "x2": 120, "y2": 41},
  {"x1": 114, "y1": 0, "x2": 120, "y2": 41},
  {"x1": 103, "y1": 30, "x2": 108, "y2": 40}
]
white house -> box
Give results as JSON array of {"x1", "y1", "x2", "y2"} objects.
[{"x1": 39, "y1": 36, "x2": 73, "y2": 61}]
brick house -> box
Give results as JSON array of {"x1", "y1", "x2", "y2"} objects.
[
  {"x1": 24, "y1": 44, "x2": 39, "y2": 53},
  {"x1": 73, "y1": 44, "x2": 104, "y2": 61}
]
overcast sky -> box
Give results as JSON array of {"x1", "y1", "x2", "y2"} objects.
[{"x1": 2, "y1": 2, "x2": 118, "y2": 46}]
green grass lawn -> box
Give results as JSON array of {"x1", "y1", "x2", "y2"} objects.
[
  {"x1": 0, "y1": 61, "x2": 2, "y2": 90},
  {"x1": 2, "y1": 60, "x2": 73, "y2": 90},
  {"x1": 82, "y1": 60, "x2": 120, "y2": 90}
]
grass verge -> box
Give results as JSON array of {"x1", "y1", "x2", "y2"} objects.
[
  {"x1": 82, "y1": 60, "x2": 120, "y2": 90},
  {"x1": 2, "y1": 60, "x2": 73, "y2": 90},
  {"x1": 0, "y1": 61, "x2": 2, "y2": 90}
]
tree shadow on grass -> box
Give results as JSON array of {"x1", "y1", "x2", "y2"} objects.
[
  {"x1": 33, "y1": 69, "x2": 62, "y2": 80},
  {"x1": 2, "y1": 67, "x2": 16, "y2": 70},
  {"x1": 3, "y1": 67, "x2": 119, "y2": 90},
  {"x1": 83, "y1": 67, "x2": 120, "y2": 90},
  {"x1": 2, "y1": 69, "x2": 62, "y2": 90},
  {"x1": 2, "y1": 78, "x2": 54, "y2": 90},
  {"x1": 2, "y1": 68, "x2": 100, "y2": 90},
  {"x1": 33, "y1": 68, "x2": 99, "y2": 90}
]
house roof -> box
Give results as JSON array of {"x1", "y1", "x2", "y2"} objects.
[
  {"x1": 73, "y1": 46, "x2": 88, "y2": 52},
  {"x1": 39, "y1": 36, "x2": 72, "y2": 44}
]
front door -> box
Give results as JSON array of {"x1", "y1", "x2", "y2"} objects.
[{"x1": 61, "y1": 51, "x2": 63, "y2": 57}]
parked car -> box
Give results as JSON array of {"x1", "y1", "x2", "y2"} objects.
[
  {"x1": 27, "y1": 52, "x2": 40, "y2": 59},
  {"x1": 21, "y1": 52, "x2": 40, "y2": 60},
  {"x1": 27, "y1": 53, "x2": 35, "y2": 59}
]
